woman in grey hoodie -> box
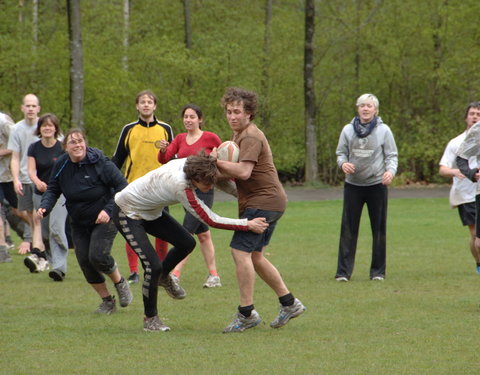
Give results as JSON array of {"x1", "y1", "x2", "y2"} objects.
[{"x1": 335, "y1": 93, "x2": 398, "y2": 282}]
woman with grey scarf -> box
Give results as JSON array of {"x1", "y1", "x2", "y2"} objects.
[{"x1": 334, "y1": 93, "x2": 398, "y2": 282}]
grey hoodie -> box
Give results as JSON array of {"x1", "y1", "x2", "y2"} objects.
[{"x1": 336, "y1": 116, "x2": 398, "y2": 186}]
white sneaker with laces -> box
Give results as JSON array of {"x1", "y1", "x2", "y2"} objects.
[
  {"x1": 203, "y1": 274, "x2": 222, "y2": 288},
  {"x1": 37, "y1": 257, "x2": 50, "y2": 272},
  {"x1": 24, "y1": 254, "x2": 40, "y2": 273}
]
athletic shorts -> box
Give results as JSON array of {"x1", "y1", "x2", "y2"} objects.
[
  {"x1": 230, "y1": 208, "x2": 283, "y2": 253},
  {"x1": 17, "y1": 183, "x2": 34, "y2": 212},
  {"x1": 458, "y1": 201, "x2": 476, "y2": 226},
  {"x1": 183, "y1": 188, "x2": 214, "y2": 235},
  {"x1": 0, "y1": 182, "x2": 18, "y2": 208}
]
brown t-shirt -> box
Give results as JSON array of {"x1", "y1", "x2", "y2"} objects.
[{"x1": 233, "y1": 123, "x2": 287, "y2": 214}]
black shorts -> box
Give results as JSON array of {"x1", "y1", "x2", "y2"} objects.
[
  {"x1": 183, "y1": 188, "x2": 214, "y2": 235},
  {"x1": 0, "y1": 182, "x2": 18, "y2": 208},
  {"x1": 230, "y1": 208, "x2": 283, "y2": 253}
]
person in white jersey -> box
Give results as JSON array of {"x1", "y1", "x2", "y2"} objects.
[{"x1": 439, "y1": 102, "x2": 480, "y2": 274}]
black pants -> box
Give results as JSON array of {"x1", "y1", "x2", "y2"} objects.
[
  {"x1": 112, "y1": 204, "x2": 196, "y2": 317},
  {"x1": 70, "y1": 221, "x2": 118, "y2": 284},
  {"x1": 336, "y1": 182, "x2": 388, "y2": 279}
]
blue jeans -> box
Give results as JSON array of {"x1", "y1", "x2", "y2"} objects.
[{"x1": 33, "y1": 193, "x2": 69, "y2": 273}]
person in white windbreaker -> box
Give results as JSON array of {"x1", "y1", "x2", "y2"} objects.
[
  {"x1": 439, "y1": 102, "x2": 480, "y2": 274},
  {"x1": 335, "y1": 93, "x2": 398, "y2": 282},
  {"x1": 112, "y1": 152, "x2": 268, "y2": 332}
]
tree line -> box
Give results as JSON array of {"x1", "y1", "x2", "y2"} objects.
[{"x1": 1, "y1": 0, "x2": 479, "y2": 185}]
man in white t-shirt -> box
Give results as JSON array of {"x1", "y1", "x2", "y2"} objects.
[
  {"x1": 439, "y1": 101, "x2": 480, "y2": 273},
  {"x1": 7, "y1": 94, "x2": 47, "y2": 272}
]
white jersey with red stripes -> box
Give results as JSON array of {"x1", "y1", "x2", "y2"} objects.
[{"x1": 114, "y1": 158, "x2": 248, "y2": 231}]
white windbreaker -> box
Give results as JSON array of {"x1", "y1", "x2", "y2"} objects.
[{"x1": 115, "y1": 158, "x2": 249, "y2": 231}]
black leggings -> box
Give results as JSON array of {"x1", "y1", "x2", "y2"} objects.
[{"x1": 112, "y1": 204, "x2": 196, "y2": 317}]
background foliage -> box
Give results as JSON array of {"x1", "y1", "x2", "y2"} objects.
[{"x1": 1, "y1": 0, "x2": 480, "y2": 184}]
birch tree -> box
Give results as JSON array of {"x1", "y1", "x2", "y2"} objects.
[{"x1": 67, "y1": 0, "x2": 84, "y2": 129}]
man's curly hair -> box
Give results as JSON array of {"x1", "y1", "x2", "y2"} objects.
[
  {"x1": 221, "y1": 87, "x2": 257, "y2": 120},
  {"x1": 184, "y1": 151, "x2": 218, "y2": 186}
]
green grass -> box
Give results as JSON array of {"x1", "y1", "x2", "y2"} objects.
[{"x1": 1, "y1": 197, "x2": 478, "y2": 374}]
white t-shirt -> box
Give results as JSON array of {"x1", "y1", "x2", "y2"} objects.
[
  {"x1": 439, "y1": 131, "x2": 477, "y2": 207},
  {"x1": 0, "y1": 113, "x2": 14, "y2": 182},
  {"x1": 7, "y1": 119, "x2": 39, "y2": 184}
]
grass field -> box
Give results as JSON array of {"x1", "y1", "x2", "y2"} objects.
[{"x1": 0, "y1": 196, "x2": 478, "y2": 374}]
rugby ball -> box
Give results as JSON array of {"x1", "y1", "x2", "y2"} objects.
[{"x1": 217, "y1": 141, "x2": 240, "y2": 162}]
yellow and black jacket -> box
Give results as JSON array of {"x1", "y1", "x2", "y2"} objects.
[{"x1": 112, "y1": 117, "x2": 174, "y2": 183}]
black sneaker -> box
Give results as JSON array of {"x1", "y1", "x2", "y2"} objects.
[
  {"x1": 128, "y1": 272, "x2": 140, "y2": 284},
  {"x1": 49, "y1": 269, "x2": 65, "y2": 281},
  {"x1": 24, "y1": 254, "x2": 40, "y2": 273}
]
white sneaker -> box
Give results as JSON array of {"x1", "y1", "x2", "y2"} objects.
[
  {"x1": 203, "y1": 274, "x2": 222, "y2": 288},
  {"x1": 371, "y1": 276, "x2": 385, "y2": 281},
  {"x1": 37, "y1": 257, "x2": 50, "y2": 272}
]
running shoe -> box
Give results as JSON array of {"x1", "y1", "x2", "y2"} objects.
[
  {"x1": 203, "y1": 274, "x2": 222, "y2": 288},
  {"x1": 48, "y1": 269, "x2": 65, "y2": 281},
  {"x1": 223, "y1": 310, "x2": 262, "y2": 333},
  {"x1": 115, "y1": 277, "x2": 133, "y2": 307},
  {"x1": 128, "y1": 272, "x2": 140, "y2": 284},
  {"x1": 95, "y1": 296, "x2": 117, "y2": 314},
  {"x1": 24, "y1": 254, "x2": 40, "y2": 273},
  {"x1": 158, "y1": 273, "x2": 186, "y2": 299},
  {"x1": 144, "y1": 315, "x2": 170, "y2": 332},
  {"x1": 270, "y1": 298, "x2": 306, "y2": 329}
]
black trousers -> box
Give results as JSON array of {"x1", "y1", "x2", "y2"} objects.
[
  {"x1": 112, "y1": 204, "x2": 196, "y2": 317},
  {"x1": 70, "y1": 221, "x2": 118, "y2": 284},
  {"x1": 336, "y1": 182, "x2": 388, "y2": 279}
]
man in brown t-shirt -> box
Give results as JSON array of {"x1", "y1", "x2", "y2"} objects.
[{"x1": 215, "y1": 87, "x2": 306, "y2": 333}]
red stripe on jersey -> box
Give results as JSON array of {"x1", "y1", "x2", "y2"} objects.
[{"x1": 184, "y1": 188, "x2": 248, "y2": 231}]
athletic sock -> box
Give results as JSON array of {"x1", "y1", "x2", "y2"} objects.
[
  {"x1": 31, "y1": 247, "x2": 47, "y2": 260},
  {"x1": 238, "y1": 304, "x2": 254, "y2": 318},
  {"x1": 171, "y1": 270, "x2": 181, "y2": 279},
  {"x1": 209, "y1": 270, "x2": 218, "y2": 277},
  {"x1": 279, "y1": 293, "x2": 295, "y2": 307},
  {"x1": 114, "y1": 277, "x2": 125, "y2": 285}
]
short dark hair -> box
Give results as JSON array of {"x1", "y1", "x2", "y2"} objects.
[
  {"x1": 136, "y1": 90, "x2": 157, "y2": 105},
  {"x1": 221, "y1": 87, "x2": 257, "y2": 120},
  {"x1": 62, "y1": 128, "x2": 87, "y2": 149},
  {"x1": 183, "y1": 152, "x2": 217, "y2": 186},
  {"x1": 464, "y1": 101, "x2": 480, "y2": 119},
  {"x1": 36, "y1": 113, "x2": 61, "y2": 138}
]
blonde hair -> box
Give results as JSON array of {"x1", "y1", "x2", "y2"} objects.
[{"x1": 356, "y1": 93, "x2": 379, "y2": 115}]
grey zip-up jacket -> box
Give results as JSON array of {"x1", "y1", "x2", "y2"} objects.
[{"x1": 336, "y1": 116, "x2": 398, "y2": 186}]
